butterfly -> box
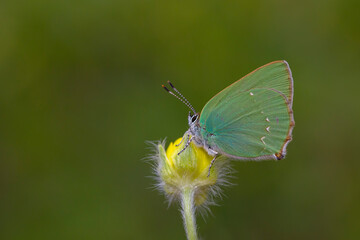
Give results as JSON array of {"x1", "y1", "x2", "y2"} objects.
[{"x1": 162, "y1": 60, "x2": 294, "y2": 175}]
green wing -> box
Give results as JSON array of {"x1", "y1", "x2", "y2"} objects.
[{"x1": 199, "y1": 61, "x2": 294, "y2": 160}]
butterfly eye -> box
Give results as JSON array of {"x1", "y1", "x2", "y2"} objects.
[{"x1": 191, "y1": 115, "x2": 197, "y2": 122}]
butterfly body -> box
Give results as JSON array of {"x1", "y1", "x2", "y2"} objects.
[{"x1": 187, "y1": 113, "x2": 218, "y2": 156}]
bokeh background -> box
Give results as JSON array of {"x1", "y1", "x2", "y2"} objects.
[{"x1": 1, "y1": 0, "x2": 359, "y2": 239}]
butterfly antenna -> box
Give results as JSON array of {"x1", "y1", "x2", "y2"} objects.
[
  {"x1": 167, "y1": 81, "x2": 197, "y2": 114},
  {"x1": 162, "y1": 84, "x2": 196, "y2": 114}
]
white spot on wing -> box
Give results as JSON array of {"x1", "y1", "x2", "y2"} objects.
[
  {"x1": 266, "y1": 117, "x2": 270, "y2": 122},
  {"x1": 266, "y1": 126, "x2": 270, "y2": 132},
  {"x1": 260, "y1": 136, "x2": 266, "y2": 145},
  {"x1": 250, "y1": 92, "x2": 254, "y2": 96}
]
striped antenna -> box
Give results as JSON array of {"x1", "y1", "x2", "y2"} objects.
[
  {"x1": 167, "y1": 81, "x2": 196, "y2": 114},
  {"x1": 162, "y1": 82, "x2": 196, "y2": 114}
]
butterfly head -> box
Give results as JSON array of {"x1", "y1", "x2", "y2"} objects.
[{"x1": 188, "y1": 112, "x2": 199, "y2": 126}]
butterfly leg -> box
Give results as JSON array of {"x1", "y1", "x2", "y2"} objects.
[
  {"x1": 175, "y1": 131, "x2": 189, "y2": 147},
  {"x1": 177, "y1": 135, "x2": 193, "y2": 155},
  {"x1": 207, "y1": 155, "x2": 218, "y2": 177}
]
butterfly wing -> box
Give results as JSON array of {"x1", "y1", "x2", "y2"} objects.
[{"x1": 199, "y1": 60, "x2": 294, "y2": 160}]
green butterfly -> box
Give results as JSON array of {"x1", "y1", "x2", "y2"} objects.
[{"x1": 163, "y1": 60, "x2": 294, "y2": 172}]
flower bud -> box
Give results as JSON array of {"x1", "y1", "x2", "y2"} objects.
[{"x1": 155, "y1": 135, "x2": 228, "y2": 206}]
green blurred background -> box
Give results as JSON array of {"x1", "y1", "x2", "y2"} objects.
[{"x1": 0, "y1": 0, "x2": 359, "y2": 239}]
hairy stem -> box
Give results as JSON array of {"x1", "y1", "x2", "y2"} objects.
[{"x1": 181, "y1": 187, "x2": 198, "y2": 240}]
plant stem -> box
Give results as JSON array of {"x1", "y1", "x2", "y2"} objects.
[{"x1": 181, "y1": 187, "x2": 198, "y2": 240}]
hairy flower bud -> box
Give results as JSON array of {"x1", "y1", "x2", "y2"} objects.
[{"x1": 153, "y1": 135, "x2": 230, "y2": 207}]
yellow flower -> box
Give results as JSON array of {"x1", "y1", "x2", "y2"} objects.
[{"x1": 156, "y1": 135, "x2": 225, "y2": 206}]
